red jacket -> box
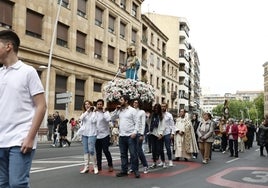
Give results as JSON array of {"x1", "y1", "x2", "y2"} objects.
[{"x1": 226, "y1": 124, "x2": 238, "y2": 140}]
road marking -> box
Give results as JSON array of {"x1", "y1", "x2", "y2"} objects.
[
  {"x1": 226, "y1": 158, "x2": 240, "y2": 163},
  {"x1": 243, "y1": 171, "x2": 268, "y2": 183},
  {"x1": 31, "y1": 163, "x2": 83, "y2": 173},
  {"x1": 207, "y1": 167, "x2": 268, "y2": 188}
]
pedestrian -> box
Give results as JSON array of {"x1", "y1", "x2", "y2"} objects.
[
  {"x1": 245, "y1": 120, "x2": 255, "y2": 149},
  {"x1": 58, "y1": 114, "x2": 71, "y2": 147},
  {"x1": 95, "y1": 99, "x2": 114, "y2": 172},
  {"x1": 51, "y1": 111, "x2": 61, "y2": 147},
  {"x1": 226, "y1": 119, "x2": 239, "y2": 158},
  {"x1": 147, "y1": 103, "x2": 166, "y2": 168},
  {"x1": 47, "y1": 114, "x2": 54, "y2": 141},
  {"x1": 78, "y1": 100, "x2": 98, "y2": 174},
  {"x1": 69, "y1": 117, "x2": 77, "y2": 140},
  {"x1": 111, "y1": 119, "x2": 119, "y2": 146},
  {"x1": 111, "y1": 95, "x2": 140, "y2": 178},
  {"x1": 174, "y1": 109, "x2": 199, "y2": 162},
  {"x1": 257, "y1": 116, "x2": 268, "y2": 157},
  {"x1": 131, "y1": 99, "x2": 149, "y2": 174},
  {"x1": 196, "y1": 112, "x2": 214, "y2": 164},
  {"x1": 237, "y1": 119, "x2": 247, "y2": 152},
  {"x1": 0, "y1": 30, "x2": 46, "y2": 187},
  {"x1": 218, "y1": 118, "x2": 228, "y2": 153},
  {"x1": 191, "y1": 113, "x2": 201, "y2": 158},
  {"x1": 161, "y1": 102, "x2": 175, "y2": 167}
]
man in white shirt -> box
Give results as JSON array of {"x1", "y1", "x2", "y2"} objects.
[
  {"x1": 162, "y1": 103, "x2": 175, "y2": 167},
  {"x1": 0, "y1": 30, "x2": 46, "y2": 187},
  {"x1": 111, "y1": 95, "x2": 140, "y2": 178},
  {"x1": 95, "y1": 99, "x2": 113, "y2": 172}
]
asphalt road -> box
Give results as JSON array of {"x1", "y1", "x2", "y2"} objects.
[{"x1": 30, "y1": 141, "x2": 268, "y2": 188}]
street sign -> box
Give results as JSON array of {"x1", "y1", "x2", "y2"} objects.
[
  {"x1": 56, "y1": 92, "x2": 72, "y2": 99},
  {"x1": 56, "y1": 98, "x2": 72, "y2": 104},
  {"x1": 56, "y1": 92, "x2": 72, "y2": 104}
]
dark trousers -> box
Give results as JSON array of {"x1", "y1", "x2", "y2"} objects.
[
  {"x1": 260, "y1": 144, "x2": 268, "y2": 155},
  {"x1": 221, "y1": 134, "x2": 228, "y2": 151},
  {"x1": 95, "y1": 135, "x2": 113, "y2": 170},
  {"x1": 119, "y1": 136, "x2": 139, "y2": 174},
  {"x1": 151, "y1": 135, "x2": 164, "y2": 162},
  {"x1": 229, "y1": 139, "x2": 238, "y2": 156}
]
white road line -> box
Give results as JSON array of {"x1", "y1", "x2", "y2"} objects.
[
  {"x1": 30, "y1": 163, "x2": 83, "y2": 173},
  {"x1": 226, "y1": 158, "x2": 240, "y2": 163}
]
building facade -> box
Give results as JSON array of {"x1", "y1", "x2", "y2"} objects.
[
  {"x1": 1, "y1": 0, "x2": 197, "y2": 123},
  {"x1": 143, "y1": 13, "x2": 201, "y2": 113},
  {"x1": 263, "y1": 61, "x2": 268, "y2": 115}
]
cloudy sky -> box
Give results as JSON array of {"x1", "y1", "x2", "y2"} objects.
[{"x1": 141, "y1": 0, "x2": 268, "y2": 95}]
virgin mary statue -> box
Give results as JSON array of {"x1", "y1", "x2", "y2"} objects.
[{"x1": 120, "y1": 44, "x2": 140, "y2": 80}]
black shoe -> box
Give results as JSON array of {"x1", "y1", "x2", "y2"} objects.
[
  {"x1": 134, "y1": 172, "x2": 140, "y2": 178},
  {"x1": 116, "y1": 172, "x2": 128, "y2": 177},
  {"x1": 260, "y1": 154, "x2": 266, "y2": 157},
  {"x1": 234, "y1": 155, "x2": 238, "y2": 158},
  {"x1": 184, "y1": 158, "x2": 188, "y2": 161},
  {"x1": 229, "y1": 155, "x2": 233, "y2": 157}
]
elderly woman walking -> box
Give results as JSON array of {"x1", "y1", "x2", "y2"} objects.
[{"x1": 196, "y1": 113, "x2": 214, "y2": 164}]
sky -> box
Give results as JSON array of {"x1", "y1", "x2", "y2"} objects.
[{"x1": 141, "y1": 0, "x2": 268, "y2": 95}]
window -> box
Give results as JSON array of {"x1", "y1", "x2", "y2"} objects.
[
  {"x1": 58, "y1": 0, "x2": 69, "y2": 8},
  {"x1": 55, "y1": 75, "x2": 67, "y2": 110},
  {"x1": 94, "y1": 82, "x2": 102, "y2": 92},
  {"x1": 120, "y1": 22, "x2": 126, "y2": 39},
  {"x1": 95, "y1": 7, "x2": 103, "y2": 27},
  {"x1": 26, "y1": 9, "x2": 43, "y2": 38},
  {"x1": 120, "y1": 0, "x2": 126, "y2": 9},
  {"x1": 57, "y1": 22, "x2": 69, "y2": 47},
  {"x1": 77, "y1": 0, "x2": 87, "y2": 17},
  {"x1": 94, "y1": 39, "x2": 102, "y2": 59},
  {"x1": 131, "y1": 3, "x2": 138, "y2": 17},
  {"x1": 157, "y1": 57, "x2": 160, "y2": 69},
  {"x1": 108, "y1": 15, "x2": 115, "y2": 33},
  {"x1": 76, "y1": 31, "x2": 86, "y2": 53},
  {"x1": 119, "y1": 50, "x2": 126, "y2": 66},
  {"x1": 131, "y1": 29, "x2": 137, "y2": 43},
  {"x1": 0, "y1": 1, "x2": 14, "y2": 29},
  {"x1": 151, "y1": 32, "x2": 154, "y2": 45},
  {"x1": 108, "y1": 45, "x2": 115, "y2": 64},
  {"x1": 75, "y1": 79, "x2": 85, "y2": 110}
]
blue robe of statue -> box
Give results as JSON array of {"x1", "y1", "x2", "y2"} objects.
[{"x1": 125, "y1": 56, "x2": 140, "y2": 80}]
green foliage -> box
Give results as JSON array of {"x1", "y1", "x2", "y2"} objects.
[{"x1": 212, "y1": 94, "x2": 264, "y2": 125}]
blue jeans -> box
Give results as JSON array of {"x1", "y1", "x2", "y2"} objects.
[
  {"x1": 82, "y1": 135, "x2": 97, "y2": 155},
  {"x1": 0, "y1": 146, "x2": 35, "y2": 188},
  {"x1": 131, "y1": 134, "x2": 148, "y2": 169},
  {"x1": 119, "y1": 136, "x2": 139, "y2": 174},
  {"x1": 95, "y1": 135, "x2": 113, "y2": 169},
  {"x1": 164, "y1": 134, "x2": 172, "y2": 160}
]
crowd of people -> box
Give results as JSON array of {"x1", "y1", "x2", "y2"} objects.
[{"x1": 46, "y1": 96, "x2": 268, "y2": 179}]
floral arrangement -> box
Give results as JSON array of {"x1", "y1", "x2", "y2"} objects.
[{"x1": 103, "y1": 79, "x2": 155, "y2": 102}]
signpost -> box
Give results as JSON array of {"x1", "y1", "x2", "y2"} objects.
[{"x1": 56, "y1": 92, "x2": 72, "y2": 119}]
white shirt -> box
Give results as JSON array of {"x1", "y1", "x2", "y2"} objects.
[
  {"x1": 79, "y1": 111, "x2": 97, "y2": 136},
  {"x1": 136, "y1": 108, "x2": 146, "y2": 135},
  {"x1": 163, "y1": 111, "x2": 175, "y2": 135},
  {"x1": 96, "y1": 111, "x2": 111, "y2": 139},
  {"x1": 111, "y1": 106, "x2": 138, "y2": 136},
  {"x1": 0, "y1": 61, "x2": 44, "y2": 148}
]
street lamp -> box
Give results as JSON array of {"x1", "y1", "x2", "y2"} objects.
[{"x1": 42, "y1": 0, "x2": 62, "y2": 128}]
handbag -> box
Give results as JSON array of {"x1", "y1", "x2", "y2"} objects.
[{"x1": 242, "y1": 135, "x2": 248, "y2": 142}]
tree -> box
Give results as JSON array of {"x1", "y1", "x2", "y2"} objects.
[{"x1": 211, "y1": 93, "x2": 264, "y2": 125}]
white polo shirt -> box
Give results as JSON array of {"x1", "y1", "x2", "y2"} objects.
[{"x1": 0, "y1": 60, "x2": 44, "y2": 149}]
